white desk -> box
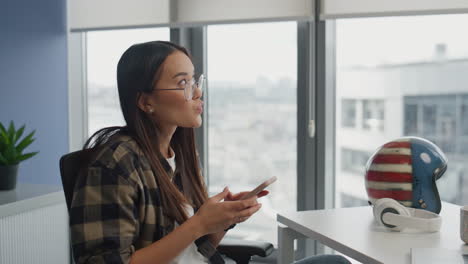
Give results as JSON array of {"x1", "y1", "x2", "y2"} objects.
[{"x1": 277, "y1": 202, "x2": 467, "y2": 264}]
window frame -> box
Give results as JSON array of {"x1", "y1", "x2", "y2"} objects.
[{"x1": 68, "y1": 32, "x2": 88, "y2": 152}]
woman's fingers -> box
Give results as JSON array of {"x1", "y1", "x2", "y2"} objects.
[
  {"x1": 239, "y1": 217, "x2": 248, "y2": 223},
  {"x1": 225, "y1": 191, "x2": 249, "y2": 201},
  {"x1": 210, "y1": 187, "x2": 230, "y2": 202},
  {"x1": 229, "y1": 197, "x2": 258, "y2": 210},
  {"x1": 225, "y1": 190, "x2": 270, "y2": 201},
  {"x1": 257, "y1": 190, "x2": 269, "y2": 198},
  {"x1": 237, "y1": 203, "x2": 262, "y2": 218},
  {"x1": 220, "y1": 195, "x2": 265, "y2": 225},
  {"x1": 234, "y1": 216, "x2": 250, "y2": 223},
  {"x1": 234, "y1": 191, "x2": 250, "y2": 200}
]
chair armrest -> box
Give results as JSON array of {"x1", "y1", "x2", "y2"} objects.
[{"x1": 218, "y1": 238, "x2": 274, "y2": 263}]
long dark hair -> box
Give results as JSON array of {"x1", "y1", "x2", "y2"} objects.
[{"x1": 83, "y1": 41, "x2": 207, "y2": 224}]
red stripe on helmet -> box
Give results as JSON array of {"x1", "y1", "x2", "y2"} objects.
[
  {"x1": 382, "y1": 141, "x2": 411, "y2": 148},
  {"x1": 367, "y1": 188, "x2": 413, "y2": 201},
  {"x1": 366, "y1": 171, "x2": 413, "y2": 182},
  {"x1": 371, "y1": 154, "x2": 412, "y2": 164}
]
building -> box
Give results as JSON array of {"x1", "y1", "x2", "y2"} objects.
[{"x1": 336, "y1": 46, "x2": 468, "y2": 207}]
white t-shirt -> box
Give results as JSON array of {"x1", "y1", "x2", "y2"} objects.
[{"x1": 167, "y1": 152, "x2": 209, "y2": 264}]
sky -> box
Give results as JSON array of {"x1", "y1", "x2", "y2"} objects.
[
  {"x1": 86, "y1": 14, "x2": 468, "y2": 86},
  {"x1": 337, "y1": 14, "x2": 468, "y2": 67},
  {"x1": 86, "y1": 21, "x2": 298, "y2": 86}
]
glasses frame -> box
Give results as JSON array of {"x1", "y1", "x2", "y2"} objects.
[{"x1": 155, "y1": 74, "x2": 205, "y2": 101}]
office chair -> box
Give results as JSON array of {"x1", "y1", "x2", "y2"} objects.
[{"x1": 60, "y1": 150, "x2": 273, "y2": 264}]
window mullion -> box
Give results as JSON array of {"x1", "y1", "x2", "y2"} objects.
[
  {"x1": 68, "y1": 32, "x2": 88, "y2": 152},
  {"x1": 170, "y1": 27, "x2": 209, "y2": 185}
]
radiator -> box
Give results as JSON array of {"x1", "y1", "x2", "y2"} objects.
[{"x1": 0, "y1": 202, "x2": 69, "y2": 264}]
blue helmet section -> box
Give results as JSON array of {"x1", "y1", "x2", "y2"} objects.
[{"x1": 410, "y1": 137, "x2": 447, "y2": 214}]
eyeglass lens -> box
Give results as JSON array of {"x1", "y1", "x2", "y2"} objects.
[{"x1": 185, "y1": 75, "x2": 204, "y2": 100}]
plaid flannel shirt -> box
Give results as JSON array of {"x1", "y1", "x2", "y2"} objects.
[{"x1": 70, "y1": 135, "x2": 219, "y2": 263}]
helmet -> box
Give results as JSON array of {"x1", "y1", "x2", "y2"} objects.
[{"x1": 365, "y1": 137, "x2": 447, "y2": 214}]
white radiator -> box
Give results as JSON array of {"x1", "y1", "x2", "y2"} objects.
[{"x1": 0, "y1": 202, "x2": 69, "y2": 264}]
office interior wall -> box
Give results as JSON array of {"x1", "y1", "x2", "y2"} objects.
[{"x1": 0, "y1": 0, "x2": 68, "y2": 185}]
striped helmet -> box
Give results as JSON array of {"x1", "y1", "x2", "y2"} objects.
[{"x1": 365, "y1": 137, "x2": 447, "y2": 214}]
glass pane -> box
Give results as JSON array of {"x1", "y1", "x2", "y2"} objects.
[
  {"x1": 404, "y1": 104, "x2": 418, "y2": 135},
  {"x1": 341, "y1": 99, "x2": 357, "y2": 128},
  {"x1": 362, "y1": 99, "x2": 384, "y2": 131},
  {"x1": 335, "y1": 14, "x2": 468, "y2": 208},
  {"x1": 87, "y1": 28, "x2": 170, "y2": 137},
  {"x1": 462, "y1": 96, "x2": 468, "y2": 136},
  {"x1": 422, "y1": 104, "x2": 437, "y2": 136},
  {"x1": 207, "y1": 22, "x2": 297, "y2": 245}
]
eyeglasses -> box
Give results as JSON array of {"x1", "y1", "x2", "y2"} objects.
[{"x1": 155, "y1": 74, "x2": 205, "y2": 101}]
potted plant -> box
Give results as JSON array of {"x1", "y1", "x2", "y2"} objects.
[{"x1": 0, "y1": 121, "x2": 38, "y2": 190}]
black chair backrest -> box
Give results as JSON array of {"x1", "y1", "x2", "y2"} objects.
[{"x1": 59, "y1": 149, "x2": 91, "y2": 211}]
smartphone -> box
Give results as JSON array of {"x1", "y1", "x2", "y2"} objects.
[{"x1": 240, "y1": 176, "x2": 277, "y2": 200}]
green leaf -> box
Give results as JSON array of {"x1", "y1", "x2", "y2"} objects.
[
  {"x1": 16, "y1": 138, "x2": 33, "y2": 154},
  {"x1": 15, "y1": 125, "x2": 25, "y2": 144},
  {"x1": 0, "y1": 128, "x2": 9, "y2": 146},
  {"x1": 4, "y1": 144, "x2": 17, "y2": 163},
  {"x1": 0, "y1": 122, "x2": 37, "y2": 164},
  {"x1": 17, "y1": 152, "x2": 38, "y2": 162},
  {"x1": 0, "y1": 125, "x2": 5, "y2": 152},
  {"x1": 7, "y1": 121, "x2": 15, "y2": 142},
  {"x1": 15, "y1": 130, "x2": 35, "y2": 154},
  {"x1": 0, "y1": 122, "x2": 6, "y2": 134},
  {"x1": 0, "y1": 152, "x2": 8, "y2": 165}
]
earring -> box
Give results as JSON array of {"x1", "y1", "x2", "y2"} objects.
[{"x1": 148, "y1": 108, "x2": 154, "y2": 114}]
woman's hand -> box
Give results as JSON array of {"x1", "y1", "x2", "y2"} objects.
[
  {"x1": 225, "y1": 190, "x2": 269, "y2": 201},
  {"x1": 193, "y1": 187, "x2": 262, "y2": 236},
  {"x1": 224, "y1": 189, "x2": 269, "y2": 223}
]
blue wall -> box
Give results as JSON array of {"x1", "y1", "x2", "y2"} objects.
[{"x1": 0, "y1": 0, "x2": 68, "y2": 185}]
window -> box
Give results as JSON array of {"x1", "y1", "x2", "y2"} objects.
[
  {"x1": 362, "y1": 99, "x2": 384, "y2": 131},
  {"x1": 404, "y1": 104, "x2": 418, "y2": 135},
  {"x1": 422, "y1": 104, "x2": 437, "y2": 136},
  {"x1": 86, "y1": 28, "x2": 170, "y2": 137},
  {"x1": 335, "y1": 14, "x2": 468, "y2": 208},
  {"x1": 341, "y1": 148, "x2": 371, "y2": 174},
  {"x1": 462, "y1": 96, "x2": 468, "y2": 137},
  {"x1": 405, "y1": 95, "x2": 458, "y2": 151},
  {"x1": 341, "y1": 99, "x2": 356, "y2": 128},
  {"x1": 207, "y1": 22, "x2": 297, "y2": 245}
]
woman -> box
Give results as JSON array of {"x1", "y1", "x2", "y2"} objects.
[{"x1": 70, "y1": 40, "x2": 350, "y2": 264}]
